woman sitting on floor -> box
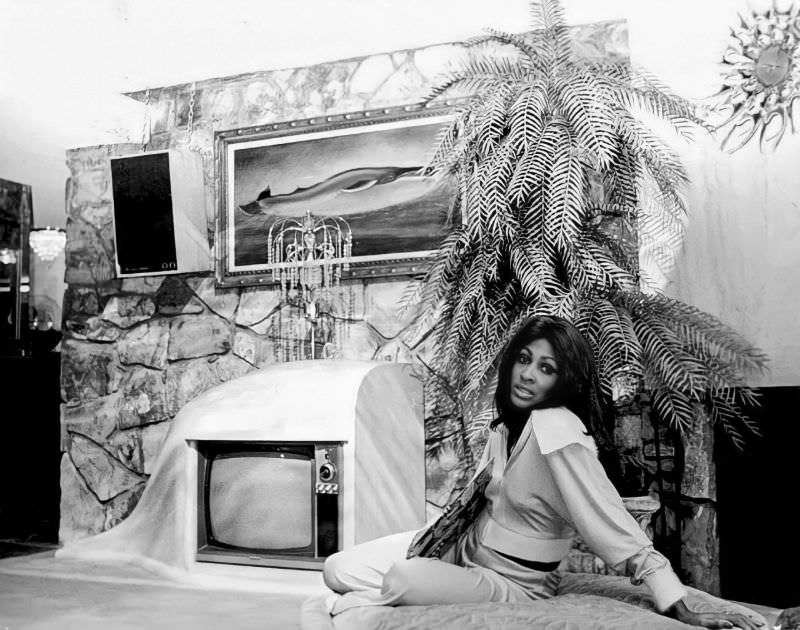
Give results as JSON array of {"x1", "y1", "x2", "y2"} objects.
[{"x1": 323, "y1": 315, "x2": 763, "y2": 629}]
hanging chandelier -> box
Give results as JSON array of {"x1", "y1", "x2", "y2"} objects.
[{"x1": 29, "y1": 227, "x2": 67, "y2": 262}]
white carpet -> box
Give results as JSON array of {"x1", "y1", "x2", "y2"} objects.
[{"x1": 0, "y1": 550, "x2": 322, "y2": 629}]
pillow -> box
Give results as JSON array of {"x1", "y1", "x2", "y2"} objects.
[
  {"x1": 305, "y1": 591, "x2": 759, "y2": 630},
  {"x1": 556, "y1": 572, "x2": 770, "y2": 626},
  {"x1": 563, "y1": 495, "x2": 660, "y2": 575}
]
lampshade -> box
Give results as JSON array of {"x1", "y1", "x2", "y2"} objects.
[{"x1": 29, "y1": 227, "x2": 66, "y2": 262}]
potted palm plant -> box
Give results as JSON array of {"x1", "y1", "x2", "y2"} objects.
[{"x1": 412, "y1": 0, "x2": 767, "y2": 473}]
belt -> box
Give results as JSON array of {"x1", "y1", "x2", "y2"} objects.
[{"x1": 495, "y1": 550, "x2": 561, "y2": 572}]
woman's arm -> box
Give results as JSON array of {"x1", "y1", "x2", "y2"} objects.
[
  {"x1": 546, "y1": 444, "x2": 763, "y2": 628},
  {"x1": 546, "y1": 443, "x2": 685, "y2": 610}
]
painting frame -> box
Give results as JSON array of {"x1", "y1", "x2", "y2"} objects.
[{"x1": 214, "y1": 100, "x2": 461, "y2": 288}]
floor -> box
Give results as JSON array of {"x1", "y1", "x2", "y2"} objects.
[{"x1": 0, "y1": 541, "x2": 313, "y2": 630}]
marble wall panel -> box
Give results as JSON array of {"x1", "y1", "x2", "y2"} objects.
[
  {"x1": 68, "y1": 433, "x2": 145, "y2": 502},
  {"x1": 63, "y1": 395, "x2": 120, "y2": 443},
  {"x1": 59, "y1": 456, "x2": 106, "y2": 543},
  {"x1": 140, "y1": 421, "x2": 171, "y2": 475},
  {"x1": 186, "y1": 277, "x2": 240, "y2": 320},
  {"x1": 101, "y1": 295, "x2": 157, "y2": 328},
  {"x1": 163, "y1": 358, "x2": 220, "y2": 418},
  {"x1": 60, "y1": 339, "x2": 119, "y2": 404},
  {"x1": 116, "y1": 366, "x2": 169, "y2": 428},
  {"x1": 167, "y1": 314, "x2": 232, "y2": 360},
  {"x1": 117, "y1": 319, "x2": 170, "y2": 369}
]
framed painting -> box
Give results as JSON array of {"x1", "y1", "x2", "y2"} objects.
[{"x1": 215, "y1": 102, "x2": 459, "y2": 288}]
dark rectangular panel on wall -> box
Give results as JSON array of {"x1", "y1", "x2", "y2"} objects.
[
  {"x1": 109, "y1": 150, "x2": 211, "y2": 278},
  {"x1": 716, "y1": 386, "x2": 800, "y2": 609},
  {"x1": 110, "y1": 152, "x2": 177, "y2": 275}
]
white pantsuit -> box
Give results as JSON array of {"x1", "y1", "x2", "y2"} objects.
[{"x1": 324, "y1": 407, "x2": 686, "y2": 615}]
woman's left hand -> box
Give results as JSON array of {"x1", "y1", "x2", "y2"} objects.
[
  {"x1": 668, "y1": 599, "x2": 765, "y2": 629},
  {"x1": 775, "y1": 606, "x2": 800, "y2": 629}
]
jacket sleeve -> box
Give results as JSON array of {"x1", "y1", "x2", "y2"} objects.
[{"x1": 546, "y1": 442, "x2": 687, "y2": 612}]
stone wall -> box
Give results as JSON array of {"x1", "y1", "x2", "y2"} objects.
[
  {"x1": 59, "y1": 21, "x2": 628, "y2": 542},
  {"x1": 679, "y1": 406, "x2": 719, "y2": 594}
]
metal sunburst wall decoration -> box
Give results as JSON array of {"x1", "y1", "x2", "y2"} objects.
[{"x1": 713, "y1": 2, "x2": 800, "y2": 152}]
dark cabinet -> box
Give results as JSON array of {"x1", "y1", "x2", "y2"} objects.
[
  {"x1": 0, "y1": 350, "x2": 61, "y2": 542},
  {"x1": 717, "y1": 386, "x2": 800, "y2": 609}
]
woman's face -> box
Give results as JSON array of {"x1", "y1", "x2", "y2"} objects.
[{"x1": 508, "y1": 337, "x2": 560, "y2": 411}]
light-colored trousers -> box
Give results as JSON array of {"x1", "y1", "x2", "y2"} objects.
[{"x1": 322, "y1": 528, "x2": 559, "y2": 615}]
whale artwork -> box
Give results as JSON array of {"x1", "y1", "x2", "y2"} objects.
[
  {"x1": 224, "y1": 114, "x2": 458, "y2": 271},
  {"x1": 238, "y1": 166, "x2": 440, "y2": 218}
]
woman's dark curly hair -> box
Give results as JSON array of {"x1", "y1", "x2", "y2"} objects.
[{"x1": 491, "y1": 315, "x2": 602, "y2": 436}]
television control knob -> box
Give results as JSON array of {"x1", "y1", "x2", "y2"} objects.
[{"x1": 319, "y1": 461, "x2": 337, "y2": 483}]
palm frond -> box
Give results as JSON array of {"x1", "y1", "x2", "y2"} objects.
[
  {"x1": 651, "y1": 387, "x2": 696, "y2": 432},
  {"x1": 568, "y1": 235, "x2": 638, "y2": 294},
  {"x1": 626, "y1": 292, "x2": 769, "y2": 377},
  {"x1": 544, "y1": 125, "x2": 586, "y2": 252},
  {"x1": 633, "y1": 316, "x2": 696, "y2": 393},
  {"x1": 508, "y1": 118, "x2": 565, "y2": 207},
  {"x1": 424, "y1": 53, "x2": 531, "y2": 103},
  {"x1": 555, "y1": 69, "x2": 618, "y2": 168},
  {"x1": 617, "y1": 113, "x2": 690, "y2": 194},
  {"x1": 533, "y1": 0, "x2": 571, "y2": 68},
  {"x1": 477, "y1": 85, "x2": 514, "y2": 158},
  {"x1": 591, "y1": 62, "x2": 712, "y2": 139},
  {"x1": 464, "y1": 28, "x2": 549, "y2": 72},
  {"x1": 507, "y1": 81, "x2": 549, "y2": 153},
  {"x1": 603, "y1": 141, "x2": 640, "y2": 210},
  {"x1": 482, "y1": 142, "x2": 519, "y2": 240},
  {"x1": 583, "y1": 224, "x2": 639, "y2": 278},
  {"x1": 509, "y1": 243, "x2": 544, "y2": 300},
  {"x1": 576, "y1": 298, "x2": 644, "y2": 399}
]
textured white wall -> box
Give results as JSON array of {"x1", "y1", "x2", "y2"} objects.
[{"x1": 673, "y1": 137, "x2": 800, "y2": 387}]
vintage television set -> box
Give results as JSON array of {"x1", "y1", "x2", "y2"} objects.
[
  {"x1": 182, "y1": 360, "x2": 425, "y2": 572},
  {"x1": 195, "y1": 440, "x2": 344, "y2": 569}
]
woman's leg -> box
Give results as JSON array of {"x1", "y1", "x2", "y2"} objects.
[
  {"x1": 328, "y1": 553, "x2": 542, "y2": 615},
  {"x1": 380, "y1": 556, "x2": 537, "y2": 607},
  {"x1": 324, "y1": 528, "x2": 552, "y2": 615},
  {"x1": 323, "y1": 530, "x2": 417, "y2": 594}
]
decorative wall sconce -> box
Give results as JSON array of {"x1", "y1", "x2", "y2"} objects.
[
  {"x1": 712, "y1": 3, "x2": 800, "y2": 152},
  {"x1": 29, "y1": 227, "x2": 66, "y2": 262},
  {"x1": 267, "y1": 210, "x2": 353, "y2": 360},
  {"x1": 268, "y1": 210, "x2": 353, "y2": 302}
]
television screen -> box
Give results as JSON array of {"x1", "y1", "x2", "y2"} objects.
[{"x1": 208, "y1": 451, "x2": 313, "y2": 550}]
